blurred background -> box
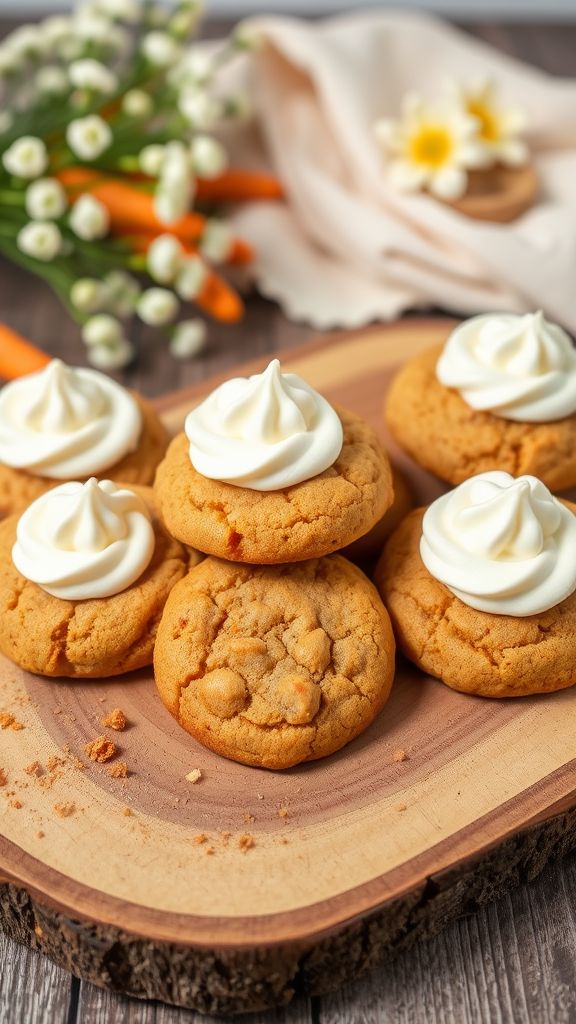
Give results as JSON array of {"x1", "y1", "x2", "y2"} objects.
[{"x1": 5, "y1": 0, "x2": 576, "y2": 17}]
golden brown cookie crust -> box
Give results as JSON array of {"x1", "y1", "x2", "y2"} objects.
[
  {"x1": 343, "y1": 465, "x2": 413, "y2": 563},
  {"x1": 385, "y1": 345, "x2": 576, "y2": 491},
  {"x1": 154, "y1": 554, "x2": 396, "y2": 769},
  {"x1": 0, "y1": 485, "x2": 198, "y2": 678},
  {"x1": 375, "y1": 505, "x2": 576, "y2": 698},
  {"x1": 0, "y1": 392, "x2": 168, "y2": 519},
  {"x1": 154, "y1": 407, "x2": 393, "y2": 563}
]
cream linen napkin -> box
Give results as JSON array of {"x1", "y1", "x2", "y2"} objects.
[{"x1": 228, "y1": 11, "x2": 576, "y2": 331}]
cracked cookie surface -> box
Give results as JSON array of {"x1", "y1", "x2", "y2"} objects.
[
  {"x1": 154, "y1": 407, "x2": 393, "y2": 563},
  {"x1": 0, "y1": 486, "x2": 198, "y2": 678},
  {"x1": 375, "y1": 506, "x2": 576, "y2": 697},
  {"x1": 385, "y1": 345, "x2": 576, "y2": 491},
  {"x1": 0, "y1": 392, "x2": 169, "y2": 519},
  {"x1": 154, "y1": 554, "x2": 395, "y2": 768}
]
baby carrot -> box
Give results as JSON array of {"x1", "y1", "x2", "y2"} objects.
[
  {"x1": 0, "y1": 323, "x2": 50, "y2": 380},
  {"x1": 196, "y1": 170, "x2": 284, "y2": 203}
]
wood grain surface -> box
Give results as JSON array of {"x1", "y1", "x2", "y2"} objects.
[
  {"x1": 1, "y1": 320, "x2": 576, "y2": 1015},
  {"x1": 2, "y1": 14, "x2": 576, "y2": 1024}
]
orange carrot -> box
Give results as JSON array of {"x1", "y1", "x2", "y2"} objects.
[
  {"x1": 196, "y1": 272, "x2": 244, "y2": 323},
  {"x1": 0, "y1": 323, "x2": 50, "y2": 380},
  {"x1": 196, "y1": 170, "x2": 284, "y2": 203},
  {"x1": 57, "y1": 169, "x2": 206, "y2": 241}
]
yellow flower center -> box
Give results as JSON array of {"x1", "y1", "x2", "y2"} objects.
[
  {"x1": 467, "y1": 98, "x2": 500, "y2": 143},
  {"x1": 408, "y1": 124, "x2": 454, "y2": 169}
]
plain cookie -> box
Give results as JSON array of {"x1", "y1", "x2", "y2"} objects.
[
  {"x1": 375, "y1": 506, "x2": 576, "y2": 697},
  {"x1": 0, "y1": 392, "x2": 168, "y2": 518},
  {"x1": 154, "y1": 554, "x2": 396, "y2": 768},
  {"x1": 0, "y1": 485, "x2": 199, "y2": 678},
  {"x1": 154, "y1": 407, "x2": 394, "y2": 563},
  {"x1": 385, "y1": 345, "x2": 576, "y2": 491}
]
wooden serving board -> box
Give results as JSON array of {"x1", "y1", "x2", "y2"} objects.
[{"x1": 1, "y1": 318, "x2": 576, "y2": 1016}]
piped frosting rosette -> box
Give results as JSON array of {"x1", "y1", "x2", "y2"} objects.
[
  {"x1": 185, "y1": 359, "x2": 343, "y2": 490},
  {"x1": 12, "y1": 478, "x2": 155, "y2": 600},
  {"x1": 420, "y1": 471, "x2": 576, "y2": 616},
  {"x1": 436, "y1": 311, "x2": 576, "y2": 422},
  {"x1": 0, "y1": 359, "x2": 141, "y2": 479}
]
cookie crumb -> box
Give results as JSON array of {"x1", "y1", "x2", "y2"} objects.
[
  {"x1": 244, "y1": 813, "x2": 255, "y2": 824},
  {"x1": 278, "y1": 806, "x2": 289, "y2": 819},
  {"x1": 54, "y1": 801, "x2": 76, "y2": 817},
  {"x1": 102, "y1": 708, "x2": 127, "y2": 731},
  {"x1": 46, "y1": 755, "x2": 64, "y2": 772},
  {"x1": 25, "y1": 760, "x2": 43, "y2": 777},
  {"x1": 36, "y1": 831, "x2": 45, "y2": 839},
  {"x1": 393, "y1": 749, "x2": 408, "y2": 763},
  {"x1": 0, "y1": 712, "x2": 24, "y2": 731},
  {"x1": 238, "y1": 834, "x2": 255, "y2": 852},
  {"x1": 0, "y1": 769, "x2": 7, "y2": 787},
  {"x1": 9, "y1": 799, "x2": 22, "y2": 809},
  {"x1": 122, "y1": 807, "x2": 132, "y2": 817},
  {"x1": 85, "y1": 735, "x2": 116, "y2": 763},
  {"x1": 256, "y1": 793, "x2": 264, "y2": 801},
  {"x1": 205, "y1": 846, "x2": 215, "y2": 856},
  {"x1": 193, "y1": 833, "x2": 207, "y2": 845},
  {"x1": 107, "y1": 761, "x2": 129, "y2": 779},
  {"x1": 393, "y1": 801, "x2": 407, "y2": 813},
  {"x1": 185, "y1": 768, "x2": 202, "y2": 784},
  {"x1": 220, "y1": 831, "x2": 231, "y2": 846}
]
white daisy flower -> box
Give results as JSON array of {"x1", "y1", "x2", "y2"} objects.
[
  {"x1": 449, "y1": 78, "x2": 528, "y2": 167},
  {"x1": 374, "y1": 93, "x2": 488, "y2": 200}
]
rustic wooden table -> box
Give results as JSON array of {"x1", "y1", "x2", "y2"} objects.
[{"x1": 1, "y1": 16, "x2": 576, "y2": 1024}]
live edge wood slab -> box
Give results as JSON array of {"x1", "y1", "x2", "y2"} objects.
[{"x1": 1, "y1": 319, "x2": 576, "y2": 1016}]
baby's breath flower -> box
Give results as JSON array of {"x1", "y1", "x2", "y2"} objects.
[
  {"x1": 175, "y1": 255, "x2": 207, "y2": 299},
  {"x1": 147, "y1": 234, "x2": 184, "y2": 284},
  {"x1": 232, "y1": 24, "x2": 262, "y2": 52},
  {"x1": 139, "y1": 143, "x2": 165, "y2": 176},
  {"x1": 137, "y1": 287, "x2": 179, "y2": 325},
  {"x1": 0, "y1": 48, "x2": 19, "y2": 77},
  {"x1": 104, "y1": 270, "x2": 141, "y2": 317},
  {"x1": 88, "y1": 339, "x2": 134, "y2": 370},
  {"x1": 141, "y1": 31, "x2": 181, "y2": 67},
  {"x1": 200, "y1": 219, "x2": 234, "y2": 263},
  {"x1": 4, "y1": 25, "x2": 45, "y2": 60},
  {"x1": 82, "y1": 313, "x2": 123, "y2": 347},
  {"x1": 169, "y1": 5, "x2": 202, "y2": 39},
  {"x1": 17, "y1": 221, "x2": 62, "y2": 261},
  {"x1": 69, "y1": 194, "x2": 110, "y2": 240},
  {"x1": 70, "y1": 278, "x2": 106, "y2": 313},
  {"x1": 96, "y1": 0, "x2": 141, "y2": 22},
  {"x1": 178, "y1": 88, "x2": 221, "y2": 130},
  {"x1": 161, "y1": 140, "x2": 193, "y2": 184},
  {"x1": 35, "y1": 65, "x2": 69, "y2": 95},
  {"x1": 42, "y1": 15, "x2": 73, "y2": 47},
  {"x1": 25, "y1": 178, "x2": 67, "y2": 220},
  {"x1": 3, "y1": 136, "x2": 48, "y2": 179},
  {"x1": 154, "y1": 184, "x2": 190, "y2": 225},
  {"x1": 69, "y1": 58, "x2": 117, "y2": 94},
  {"x1": 170, "y1": 318, "x2": 206, "y2": 359},
  {"x1": 190, "y1": 135, "x2": 228, "y2": 179},
  {"x1": 66, "y1": 114, "x2": 112, "y2": 160},
  {"x1": 122, "y1": 89, "x2": 153, "y2": 118},
  {"x1": 175, "y1": 47, "x2": 214, "y2": 85}
]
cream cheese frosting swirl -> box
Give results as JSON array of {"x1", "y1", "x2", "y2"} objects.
[
  {"x1": 420, "y1": 471, "x2": 576, "y2": 616},
  {"x1": 12, "y1": 478, "x2": 155, "y2": 600},
  {"x1": 185, "y1": 359, "x2": 343, "y2": 490},
  {"x1": 436, "y1": 311, "x2": 576, "y2": 422},
  {"x1": 0, "y1": 359, "x2": 141, "y2": 479}
]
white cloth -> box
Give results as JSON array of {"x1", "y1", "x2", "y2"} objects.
[{"x1": 230, "y1": 11, "x2": 576, "y2": 331}]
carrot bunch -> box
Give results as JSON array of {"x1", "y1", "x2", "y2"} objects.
[{"x1": 0, "y1": 1, "x2": 284, "y2": 369}]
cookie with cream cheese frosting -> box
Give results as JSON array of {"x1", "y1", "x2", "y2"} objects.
[
  {"x1": 0, "y1": 482, "x2": 199, "y2": 678},
  {"x1": 385, "y1": 312, "x2": 576, "y2": 491},
  {"x1": 375, "y1": 472, "x2": 576, "y2": 697},
  {"x1": 154, "y1": 360, "x2": 393, "y2": 563},
  {"x1": 0, "y1": 360, "x2": 168, "y2": 518}
]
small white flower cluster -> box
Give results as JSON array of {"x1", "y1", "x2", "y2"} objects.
[
  {"x1": 374, "y1": 78, "x2": 528, "y2": 201},
  {"x1": 0, "y1": 0, "x2": 251, "y2": 369}
]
